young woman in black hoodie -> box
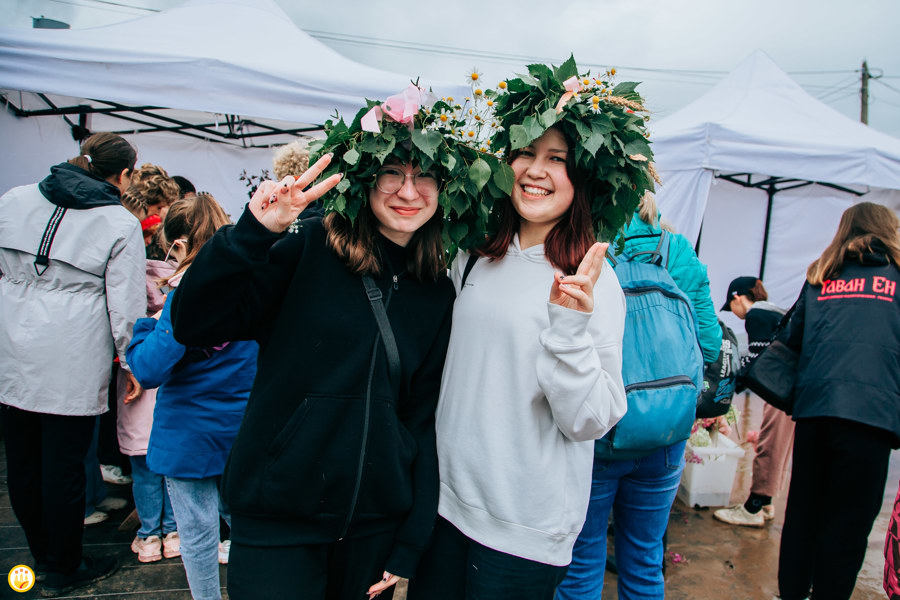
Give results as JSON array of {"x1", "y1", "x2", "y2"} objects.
[{"x1": 774, "y1": 202, "x2": 900, "y2": 600}]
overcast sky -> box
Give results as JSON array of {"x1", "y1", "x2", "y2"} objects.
[{"x1": 5, "y1": 0, "x2": 900, "y2": 138}]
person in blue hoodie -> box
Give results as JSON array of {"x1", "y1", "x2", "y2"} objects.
[
  {"x1": 0, "y1": 132, "x2": 145, "y2": 597},
  {"x1": 558, "y1": 193, "x2": 722, "y2": 600},
  {"x1": 127, "y1": 193, "x2": 258, "y2": 600}
]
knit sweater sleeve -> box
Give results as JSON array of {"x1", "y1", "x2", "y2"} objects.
[
  {"x1": 535, "y1": 269, "x2": 627, "y2": 442},
  {"x1": 384, "y1": 298, "x2": 453, "y2": 578},
  {"x1": 666, "y1": 232, "x2": 722, "y2": 363},
  {"x1": 170, "y1": 207, "x2": 300, "y2": 347}
]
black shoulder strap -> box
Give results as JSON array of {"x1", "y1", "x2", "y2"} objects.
[
  {"x1": 362, "y1": 275, "x2": 401, "y2": 385},
  {"x1": 34, "y1": 205, "x2": 68, "y2": 276},
  {"x1": 460, "y1": 254, "x2": 479, "y2": 289}
]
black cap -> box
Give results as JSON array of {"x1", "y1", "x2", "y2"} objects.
[{"x1": 721, "y1": 276, "x2": 759, "y2": 311}]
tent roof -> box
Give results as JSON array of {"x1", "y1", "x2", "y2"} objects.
[
  {"x1": 0, "y1": 0, "x2": 468, "y2": 134},
  {"x1": 650, "y1": 51, "x2": 900, "y2": 190}
]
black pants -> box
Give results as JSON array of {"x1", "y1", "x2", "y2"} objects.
[
  {"x1": 227, "y1": 528, "x2": 396, "y2": 600},
  {"x1": 778, "y1": 417, "x2": 893, "y2": 600},
  {"x1": 1, "y1": 405, "x2": 96, "y2": 574},
  {"x1": 408, "y1": 517, "x2": 568, "y2": 600}
]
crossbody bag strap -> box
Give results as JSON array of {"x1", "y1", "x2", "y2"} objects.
[
  {"x1": 362, "y1": 275, "x2": 401, "y2": 385},
  {"x1": 460, "y1": 253, "x2": 479, "y2": 289}
]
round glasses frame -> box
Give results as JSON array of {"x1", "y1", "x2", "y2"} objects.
[{"x1": 374, "y1": 168, "x2": 441, "y2": 195}]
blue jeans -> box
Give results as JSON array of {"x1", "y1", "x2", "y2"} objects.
[
  {"x1": 83, "y1": 416, "x2": 107, "y2": 517},
  {"x1": 130, "y1": 455, "x2": 176, "y2": 538},
  {"x1": 556, "y1": 441, "x2": 686, "y2": 600},
  {"x1": 166, "y1": 476, "x2": 230, "y2": 600}
]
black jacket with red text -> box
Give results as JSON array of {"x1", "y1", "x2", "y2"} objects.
[{"x1": 783, "y1": 242, "x2": 900, "y2": 445}]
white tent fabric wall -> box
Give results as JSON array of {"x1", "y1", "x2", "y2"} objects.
[{"x1": 650, "y1": 51, "x2": 900, "y2": 334}]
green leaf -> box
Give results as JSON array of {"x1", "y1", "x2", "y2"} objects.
[
  {"x1": 343, "y1": 148, "x2": 360, "y2": 166},
  {"x1": 468, "y1": 157, "x2": 492, "y2": 191},
  {"x1": 539, "y1": 107, "x2": 558, "y2": 129},
  {"x1": 492, "y1": 163, "x2": 515, "y2": 195},
  {"x1": 372, "y1": 137, "x2": 396, "y2": 162},
  {"x1": 611, "y1": 81, "x2": 641, "y2": 99},
  {"x1": 509, "y1": 124, "x2": 530, "y2": 150},
  {"x1": 450, "y1": 192, "x2": 469, "y2": 216},
  {"x1": 582, "y1": 125, "x2": 605, "y2": 157},
  {"x1": 591, "y1": 113, "x2": 615, "y2": 134},
  {"x1": 526, "y1": 63, "x2": 553, "y2": 84},
  {"x1": 554, "y1": 54, "x2": 578, "y2": 82},
  {"x1": 624, "y1": 137, "x2": 652, "y2": 158},
  {"x1": 410, "y1": 129, "x2": 443, "y2": 158},
  {"x1": 335, "y1": 178, "x2": 350, "y2": 194},
  {"x1": 332, "y1": 194, "x2": 346, "y2": 214},
  {"x1": 441, "y1": 152, "x2": 457, "y2": 172}
]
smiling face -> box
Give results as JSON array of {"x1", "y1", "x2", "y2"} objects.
[
  {"x1": 509, "y1": 127, "x2": 575, "y2": 245},
  {"x1": 367, "y1": 163, "x2": 440, "y2": 247}
]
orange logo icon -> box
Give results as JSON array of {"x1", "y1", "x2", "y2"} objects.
[{"x1": 8, "y1": 565, "x2": 35, "y2": 592}]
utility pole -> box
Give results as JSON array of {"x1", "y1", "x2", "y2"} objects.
[{"x1": 861, "y1": 60, "x2": 870, "y2": 124}]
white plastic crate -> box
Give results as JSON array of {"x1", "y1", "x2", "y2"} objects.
[{"x1": 678, "y1": 435, "x2": 745, "y2": 508}]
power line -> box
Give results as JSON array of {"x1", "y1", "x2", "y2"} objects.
[
  {"x1": 47, "y1": 0, "x2": 144, "y2": 15},
  {"x1": 873, "y1": 78, "x2": 900, "y2": 96}
]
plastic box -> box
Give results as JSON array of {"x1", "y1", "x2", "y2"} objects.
[{"x1": 677, "y1": 435, "x2": 745, "y2": 508}]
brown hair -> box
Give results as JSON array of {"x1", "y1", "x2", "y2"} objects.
[
  {"x1": 272, "y1": 141, "x2": 310, "y2": 181},
  {"x1": 807, "y1": 202, "x2": 900, "y2": 285},
  {"x1": 131, "y1": 163, "x2": 180, "y2": 210},
  {"x1": 161, "y1": 193, "x2": 230, "y2": 277},
  {"x1": 120, "y1": 188, "x2": 147, "y2": 221},
  {"x1": 325, "y1": 206, "x2": 445, "y2": 282},
  {"x1": 476, "y1": 126, "x2": 595, "y2": 274},
  {"x1": 68, "y1": 132, "x2": 137, "y2": 182},
  {"x1": 744, "y1": 279, "x2": 769, "y2": 302}
]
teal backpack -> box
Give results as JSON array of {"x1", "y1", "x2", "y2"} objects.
[{"x1": 595, "y1": 231, "x2": 704, "y2": 460}]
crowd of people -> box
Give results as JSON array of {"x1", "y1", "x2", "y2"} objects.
[{"x1": 0, "y1": 59, "x2": 898, "y2": 600}]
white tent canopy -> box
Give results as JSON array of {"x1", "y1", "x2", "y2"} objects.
[
  {"x1": 651, "y1": 51, "x2": 900, "y2": 329},
  {"x1": 0, "y1": 0, "x2": 468, "y2": 216}
]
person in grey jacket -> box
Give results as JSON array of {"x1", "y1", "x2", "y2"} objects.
[{"x1": 0, "y1": 132, "x2": 146, "y2": 597}]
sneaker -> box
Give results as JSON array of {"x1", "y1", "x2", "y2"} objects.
[
  {"x1": 95, "y1": 496, "x2": 128, "y2": 512},
  {"x1": 100, "y1": 465, "x2": 132, "y2": 485},
  {"x1": 41, "y1": 556, "x2": 118, "y2": 598},
  {"x1": 83, "y1": 510, "x2": 108, "y2": 526},
  {"x1": 131, "y1": 535, "x2": 162, "y2": 563},
  {"x1": 218, "y1": 540, "x2": 231, "y2": 565},
  {"x1": 162, "y1": 532, "x2": 181, "y2": 559},
  {"x1": 713, "y1": 504, "x2": 765, "y2": 528},
  {"x1": 762, "y1": 504, "x2": 776, "y2": 521}
]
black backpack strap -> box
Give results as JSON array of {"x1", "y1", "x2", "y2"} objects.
[
  {"x1": 460, "y1": 253, "x2": 479, "y2": 289},
  {"x1": 34, "y1": 205, "x2": 68, "y2": 276},
  {"x1": 362, "y1": 275, "x2": 401, "y2": 385}
]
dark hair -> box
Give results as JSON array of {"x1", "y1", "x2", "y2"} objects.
[
  {"x1": 475, "y1": 126, "x2": 594, "y2": 274},
  {"x1": 161, "y1": 192, "x2": 230, "y2": 277},
  {"x1": 807, "y1": 202, "x2": 900, "y2": 285},
  {"x1": 744, "y1": 279, "x2": 768, "y2": 302},
  {"x1": 325, "y1": 206, "x2": 445, "y2": 282},
  {"x1": 68, "y1": 132, "x2": 137, "y2": 181},
  {"x1": 171, "y1": 175, "x2": 196, "y2": 197}
]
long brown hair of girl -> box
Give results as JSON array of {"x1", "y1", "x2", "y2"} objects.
[{"x1": 160, "y1": 193, "x2": 230, "y2": 277}]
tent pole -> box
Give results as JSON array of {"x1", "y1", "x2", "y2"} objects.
[{"x1": 759, "y1": 186, "x2": 776, "y2": 280}]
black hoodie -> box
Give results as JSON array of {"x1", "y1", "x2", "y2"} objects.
[{"x1": 39, "y1": 162, "x2": 122, "y2": 209}]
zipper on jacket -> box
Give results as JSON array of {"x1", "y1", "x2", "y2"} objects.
[
  {"x1": 625, "y1": 375, "x2": 694, "y2": 394},
  {"x1": 339, "y1": 283, "x2": 395, "y2": 540},
  {"x1": 392, "y1": 275, "x2": 399, "y2": 290}
]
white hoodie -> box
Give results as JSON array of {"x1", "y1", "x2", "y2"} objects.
[{"x1": 435, "y1": 237, "x2": 627, "y2": 566}]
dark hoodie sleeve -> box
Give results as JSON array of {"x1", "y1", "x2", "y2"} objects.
[
  {"x1": 170, "y1": 207, "x2": 301, "y2": 347},
  {"x1": 384, "y1": 296, "x2": 453, "y2": 579}
]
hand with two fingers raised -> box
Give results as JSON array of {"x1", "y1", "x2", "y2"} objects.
[
  {"x1": 248, "y1": 153, "x2": 342, "y2": 233},
  {"x1": 549, "y1": 242, "x2": 609, "y2": 313}
]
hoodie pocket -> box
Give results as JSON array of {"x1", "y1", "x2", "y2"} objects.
[{"x1": 261, "y1": 393, "x2": 365, "y2": 517}]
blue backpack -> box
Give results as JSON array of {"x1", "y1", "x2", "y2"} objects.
[{"x1": 595, "y1": 231, "x2": 704, "y2": 460}]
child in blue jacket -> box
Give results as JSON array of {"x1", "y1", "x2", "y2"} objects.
[{"x1": 127, "y1": 193, "x2": 257, "y2": 600}]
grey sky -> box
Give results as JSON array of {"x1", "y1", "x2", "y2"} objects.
[{"x1": 5, "y1": 0, "x2": 900, "y2": 137}]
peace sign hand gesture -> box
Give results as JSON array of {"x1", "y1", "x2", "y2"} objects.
[
  {"x1": 549, "y1": 242, "x2": 609, "y2": 313},
  {"x1": 248, "y1": 153, "x2": 343, "y2": 233}
]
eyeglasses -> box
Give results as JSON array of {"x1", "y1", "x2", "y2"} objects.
[{"x1": 375, "y1": 167, "x2": 441, "y2": 195}]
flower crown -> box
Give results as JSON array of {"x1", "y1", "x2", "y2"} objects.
[
  {"x1": 487, "y1": 56, "x2": 660, "y2": 243},
  {"x1": 309, "y1": 84, "x2": 514, "y2": 253}
]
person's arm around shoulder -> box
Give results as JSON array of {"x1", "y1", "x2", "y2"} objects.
[
  {"x1": 666, "y1": 233, "x2": 722, "y2": 362},
  {"x1": 106, "y1": 218, "x2": 147, "y2": 402},
  {"x1": 538, "y1": 243, "x2": 628, "y2": 442}
]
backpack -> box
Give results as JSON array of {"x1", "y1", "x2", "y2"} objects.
[
  {"x1": 695, "y1": 320, "x2": 740, "y2": 418},
  {"x1": 594, "y1": 231, "x2": 704, "y2": 460}
]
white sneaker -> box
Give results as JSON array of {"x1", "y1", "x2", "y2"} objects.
[
  {"x1": 162, "y1": 532, "x2": 181, "y2": 559},
  {"x1": 95, "y1": 496, "x2": 128, "y2": 512},
  {"x1": 218, "y1": 540, "x2": 231, "y2": 565},
  {"x1": 100, "y1": 465, "x2": 133, "y2": 485},
  {"x1": 131, "y1": 535, "x2": 163, "y2": 563},
  {"x1": 713, "y1": 504, "x2": 765, "y2": 528},
  {"x1": 762, "y1": 504, "x2": 776, "y2": 521},
  {"x1": 84, "y1": 510, "x2": 108, "y2": 526}
]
